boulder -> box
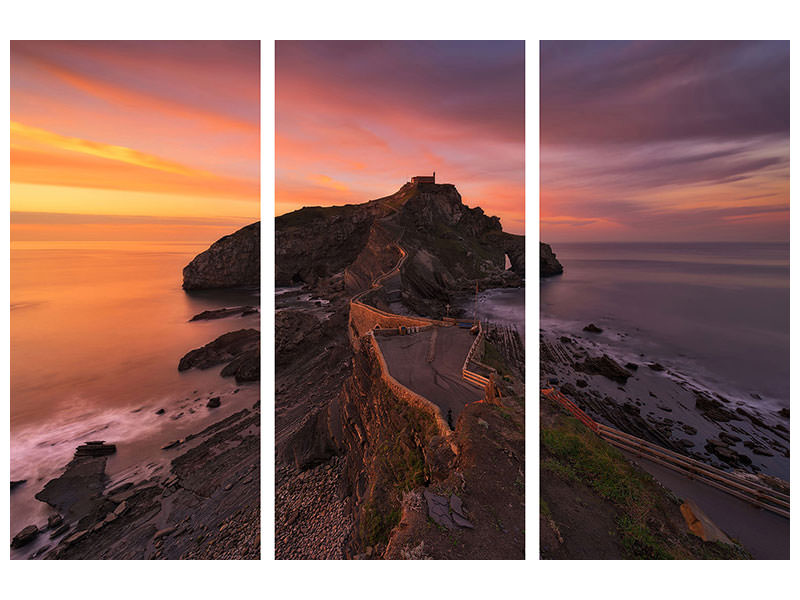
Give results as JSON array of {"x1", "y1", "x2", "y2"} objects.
[
  {"x1": 206, "y1": 397, "x2": 221, "y2": 409},
  {"x1": 576, "y1": 354, "x2": 632, "y2": 384},
  {"x1": 179, "y1": 329, "x2": 260, "y2": 372},
  {"x1": 583, "y1": 323, "x2": 603, "y2": 334},
  {"x1": 11, "y1": 524, "x2": 39, "y2": 548},
  {"x1": 540, "y1": 242, "x2": 563, "y2": 277}
]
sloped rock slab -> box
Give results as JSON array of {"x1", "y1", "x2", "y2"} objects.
[{"x1": 423, "y1": 490, "x2": 474, "y2": 530}]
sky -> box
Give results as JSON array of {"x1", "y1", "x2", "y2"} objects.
[
  {"x1": 540, "y1": 41, "x2": 789, "y2": 243},
  {"x1": 10, "y1": 40, "x2": 260, "y2": 243},
  {"x1": 276, "y1": 41, "x2": 525, "y2": 235}
]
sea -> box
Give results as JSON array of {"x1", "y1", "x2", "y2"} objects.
[
  {"x1": 9, "y1": 241, "x2": 259, "y2": 551},
  {"x1": 540, "y1": 242, "x2": 789, "y2": 412}
]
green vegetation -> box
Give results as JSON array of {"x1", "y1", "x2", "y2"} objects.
[
  {"x1": 360, "y1": 501, "x2": 401, "y2": 547},
  {"x1": 541, "y1": 415, "x2": 677, "y2": 559},
  {"x1": 482, "y1": 341, "x2": 511, "y2": 379},
  {"x1": 541, "y1": 410, "x2": 750, "y2": 559}
]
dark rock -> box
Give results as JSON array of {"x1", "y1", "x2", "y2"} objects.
[
  {"x1": 778, "y1": 408, "x2": 789, "y2": 419},
  {"x1": 75, "y1": 442, "x2": 116, "y2": 457},
  {"x1": 540, "y1": 242, "x2": 563, "y2": 277},
  {"x1": 155, "y1": 408, "x2": 166, "y2": 415},
  {"x1": 35, "y1": 451, "x2": 109, "y2": 520},
  {"x1": 576, "y1": 354, "x2": 632, "y2": 384},
  {"x1": 624, "y1": 362, "x2": 639, "y2": 371},
  {"x1": 47, "y1": 514, "x2": 63, "y2": 529},
  {"x1": 695, "y1": 393, "x2": 740, "y2": 422},
  {"x1": 11, "y1": 525, "x2": 39, "y2": 548},
  {"x1": 452, "y1": 512, "x2": 474, "y2": 529},
  {"x1": 182, "y1": 222, "x2": 259, "y2": 290},
  {"x1": 575, "y1": 379, "x2": 588, "y2": 388},
  {"x1": 681, "y1": 424, "x2": 698, "y2": 435},
  {"x1": 206, "y1": 397, "x2": 221, "y2": 409},
  {"x1": 547, "y1": 377, "x2": 559, "y2": 385},
  {"x1": 647, "y1": 363, "x2": 665, "y2": 372},
  {"x1": 179, "y1": 328, "x2": 260, "y2": 372},
  {"x1": 162, "y1": 439, "x2": 184, "y2": 450},
  {"x1": 751, "y1": 393, "x2": 762, "y2": 400},
  {"x1": 622, "y1": 402, "x2": 640, "y2": 416},
  {"x1": 49, "y1": 523, "x2": 70, "y2": 539},
  {"x1": 583, "y1": 323, "x2": 603, "y2": 334},
  {"x1": 719, "y1": 432, "x2": 742, "y2": 445},
  {"x1": 220, "y1": 348, "x2": 260, "y2": 383},
  {"x1": 11, "y1": 479, "x2": 26, "y2": 491},
  {"x1": 190, "y1": 306, "x2": 259, "y2": 321}
]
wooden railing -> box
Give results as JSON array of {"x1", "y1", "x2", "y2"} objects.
[{"x1": 541, "y1": 387, "x2": 789, "y2": 519}]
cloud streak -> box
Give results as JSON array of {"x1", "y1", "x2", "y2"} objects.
[{"x1": 541, "y1": 41, "x2": 789, "y2": 242}]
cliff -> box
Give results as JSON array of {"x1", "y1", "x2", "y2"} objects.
[
  {"x1": 275, "y1": 180, "x2": 524, "y2": 316},
  {"x1": 540, "y1": 242, "x2": 563, "y2": 277},
  {"x1": 183, "y1": 222, "x2": 260, "y2": 290}
]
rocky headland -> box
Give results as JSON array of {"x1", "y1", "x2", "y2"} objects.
[
  {"x1": 276, "y1": 179, "x2": 525, "y2": 559},
  {"x1": 183, "y1": 222, "x2": 260, "y2": 290}
]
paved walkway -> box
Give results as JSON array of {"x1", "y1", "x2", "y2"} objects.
[
  {"x1": 623, "y1": 451, "x2": 789, "y2": 559},
  {"x1": 377, "y1": 327, "x2": 483, "y2": 424}
]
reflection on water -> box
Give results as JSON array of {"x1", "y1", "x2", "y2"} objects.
[{"x1": 10, "y1": 241, "x2": 260, "y2": 537}]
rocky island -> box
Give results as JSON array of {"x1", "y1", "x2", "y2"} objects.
[{"x1": 276, "y1": 179, "x2": 525, "y2": 559}]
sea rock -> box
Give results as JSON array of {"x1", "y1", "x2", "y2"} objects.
[
  {"x1": 10, "y1": 479, "x2": 26, "y2": 491},
  {"x1": 540, "y1": 242, "x2": 563, "y2": 277},
  {"x1": 189, "y1": 306, "x2": 259, "y2": 321},
  {"x1": 178, "y1": 328, "x2": 260, "y2": 372},
  {"x1": 583, "y1": 323, "x2": 603, "y2": 334},
  {"x1": 49, "y1": 523, "x2": 70, "y2": 539},
  {"x1": 35, "y1": 450, "x2": 109, "y2": 519},
  {"x1": 11, "y1": 524, "x2": 39, "y2": 548},
  {"x1": 647, "y1": 363, "x2": 665, "y2": 372},
  {"x1": 695, "y1": 392, "x2": 739, "y2": 423},
  {"x1": 624, "y1": 362, "x2": 639, "y2": 371},
  {"x1": 74, "y1": 441, "x2": 116, "y2": 457},
  {"x1": 207, "y1": 397, "x2": 221, "y2": 409},
  {"x1": 576, "y1": 354, "x2": 632, "y2": 384},
  {"x1": 155, "y1": 408, "x2": 166, "y2": 415},
  {"x1": 182, "y1": 222, "x2": 260, "y2": 290},
  {"x1": 220, "y1": 348, "x2": 260, "y2": 383},
  {"x1": 47, "y1": 514, "x2": 63, "y2": 529}
]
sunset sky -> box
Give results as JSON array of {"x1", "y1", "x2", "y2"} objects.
[
  {"x1": 541, "y1": 41, "x2": 789, "y2": 243},
  {"x1": 10, "y1": 40, "x2": 260, "y2": 242},
  {"x1": 276, "y1": 41, "x2": 525, "y2": 235}
]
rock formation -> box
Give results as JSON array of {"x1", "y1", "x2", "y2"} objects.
[
  {"x1": 276, "y1": 180, "x2": 524, "y2": 316},
  {"x1": 182, "y1": 222, "x2": 260, "y2": 289},
  {"x1": 540, "y1": 242, "x2": 563, "y2": 277}
]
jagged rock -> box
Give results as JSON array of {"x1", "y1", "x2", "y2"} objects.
[
  {"x1": 540, "y1": 242, "x2": 563, "y2": 277},
  {"x1": 207, "y1": 397, "x2": 221, "y2": 409},
  {"x1": 47, "y1": 514, "x2": 63, "y2": 529},
  {"x1": 423, "y1": 489, "x2": 454, "y2": 530},
  {"x1": 583, "y1": 323, "x2": 603, "y2": 334},
  {"x1": 695, "y1": 393, "x2": 739, "y2": 422},
  {"x1": 35, "y1": 451, "x2": 109, "y2": 520},
  {"x1": 155, "y1": 408, "x2": 165, "y2": 415},
  {"x1": 648, "y1": 363, "x2": 665, "y2": 372},
  {"x1": 178, "y1": 328, "x2": 260, "y2": 372},
  {"x1": 75, "y1": 442, "x2": 116, "y2": 457},
  {"x1": 182, "y1": 222, "x2": 259, "y2": 290},
  {"x1": 190, "y1": 306, "x2": 259, "y2": 321},
  {"x1": 11, "y1": 524, "x2": 39, "y2": 548},
  {"x1": 624, "y1": 362, "x2": 639, "y2": 371},
  {"x1": 424, "y1": 436, "x2": 457, "y2": 482},
  {"x1": 778, "y1": 408, "x2": 789, "y2": 419},
  {"x1": 220, "y1": 349, "x2": 260, "y2": 383},
  {"x1": 576, "y1": 354, "x2": 632, "y2": 384}
]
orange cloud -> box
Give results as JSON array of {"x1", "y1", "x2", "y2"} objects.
[{"x1": 12, "y1": 121, "x2": 211, "y2": 177}]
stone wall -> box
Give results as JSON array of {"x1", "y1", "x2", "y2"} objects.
[{"x1": 349, "y1": 301, "x2": 442, "y2": 340}]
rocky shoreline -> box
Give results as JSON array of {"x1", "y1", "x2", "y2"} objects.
[
  {"x1": 540, "y1": 323, "x2": 789, "y2": 484},
  {"x1": 11, "y1": 386, "x2": 260, "y2": 560}
]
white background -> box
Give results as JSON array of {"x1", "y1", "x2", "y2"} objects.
[{"x1": 1, "y1": 1, "x2": 797, "y2": 598}]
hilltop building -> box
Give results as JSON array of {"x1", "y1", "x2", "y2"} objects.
[{"x1": 410, "y1": 172, "x2": 435, "y2": 184}]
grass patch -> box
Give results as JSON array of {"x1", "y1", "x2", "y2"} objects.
[
  {"x1": 482, "y1": 341, "x2": 512, "y2": 379},
  {"x1": 360, "y1": 502, "x2": 401, "y2": 548}
]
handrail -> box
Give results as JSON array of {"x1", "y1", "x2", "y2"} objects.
[{"x1": 541, "y1": 387, "x2": 790, "y2": 518}]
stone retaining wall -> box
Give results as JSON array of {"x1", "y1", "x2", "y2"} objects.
[{"x1": 349, "y1": 301, "x2": 442, "y2": 339}]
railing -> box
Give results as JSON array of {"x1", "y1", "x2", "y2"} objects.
[
  {"x1": 461, "y1": 321, "x2": 490, "y2": 391},
  {"x1": 541, "y1": 387, "x2": 790, "y2": 519}
]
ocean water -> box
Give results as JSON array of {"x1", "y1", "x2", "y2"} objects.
[
  {"x1": 540, "y1": 242, "x2": 789, "y2": 410},
  {"x1": 10, "y1": 241, "x2": 259, "y2": 543}
]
